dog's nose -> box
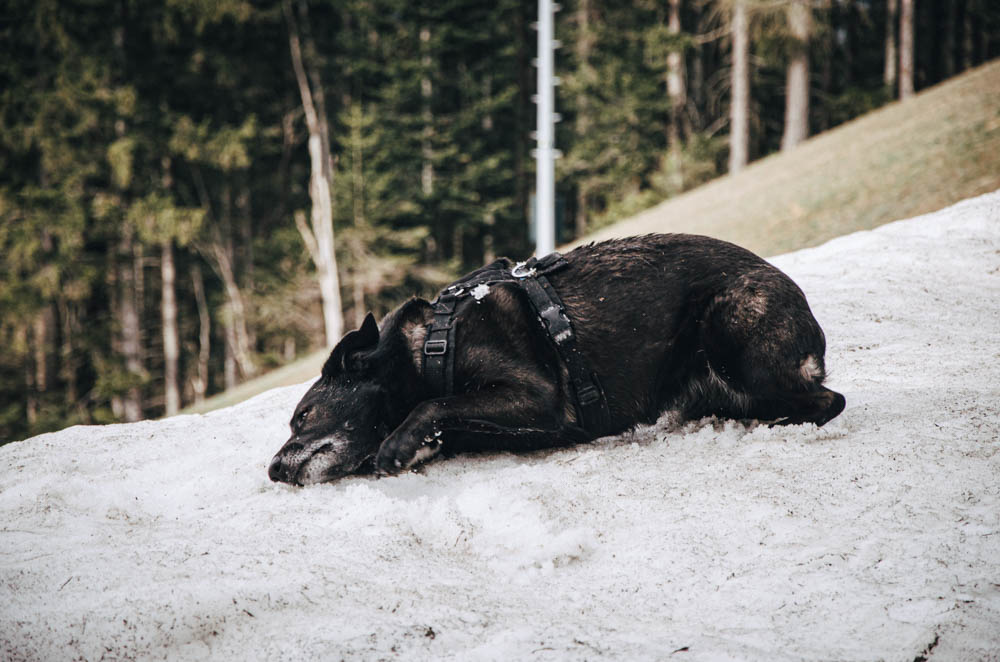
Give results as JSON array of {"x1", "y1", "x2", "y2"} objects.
[
  {"x1": 269, "y1": 440, "x2": 305, "y2": 484},
  {"x1": 268, "y1": 454, "x2": 292, "y2": 483}
]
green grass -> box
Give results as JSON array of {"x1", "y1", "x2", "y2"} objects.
[
  {"x1": 575, "y1": 59, "x2": 1000, "y2": 257},
  {"x1": 178, "y1": 350, "x2": 327, "y2": 416},
  {"x1": 184, "y1": 60, "x2": 1000, "y2": 417}
]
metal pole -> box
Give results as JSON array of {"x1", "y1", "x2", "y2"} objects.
[{"x1": 534, "y1": 0, "x2": 556, "y2": 257}]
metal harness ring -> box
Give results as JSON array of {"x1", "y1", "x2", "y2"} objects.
[{"x1": 511, "y1": 261, "x2": 536, "y2": 279}]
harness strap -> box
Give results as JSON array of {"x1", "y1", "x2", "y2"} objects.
[
  {"x1": 519, "y1": 271, "x2": 610, "y2": 433},
  {"x1": 422, "y1": 252, "x2": 609, "y2": 435},
  {"x1": 423, "y1": 295, "x2": 457, "y2": 397}
]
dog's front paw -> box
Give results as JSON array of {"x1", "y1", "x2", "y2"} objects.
[
  {"x1": 375, "y1": 430, "x2": 443, "y2": 476},
  {"x1": 374, "y1": 435, "x2": 409, "y2": 476}
]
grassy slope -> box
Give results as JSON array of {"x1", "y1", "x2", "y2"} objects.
[
  {"x1": 576, "y1": 59, "x2": 1000, "y2": 257},
  {"x1": 183, "y1": 60, "x2": 1000, "y2": 417},
  {"x1": 180, "y1": 352, "x2": 327, "y2": 415}
]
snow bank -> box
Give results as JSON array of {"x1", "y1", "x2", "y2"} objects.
[{"x1": 3, "y1": 191, "x2": 1000, "y2": 661}]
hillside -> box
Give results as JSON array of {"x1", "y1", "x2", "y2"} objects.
[
  {"x1": 577, "y1": 59, "x2": 1000, "y2": 256},
  {"x1": 180, "y1": 351, "x2": 328, "y2": 416},
  {"x1": 186, "y1": 60, "x2": 1000, "y2": 416}
]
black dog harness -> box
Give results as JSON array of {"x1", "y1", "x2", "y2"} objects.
[{"x1": 422, "y1": 252, "x2": 609, "y2": 434}]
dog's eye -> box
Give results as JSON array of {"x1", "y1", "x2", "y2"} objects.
[
  {"x1": 343, "y1": 421, "x2": 356, "y2": 431},
  {"x1": 293, "y1": 408, "x2": 310, "y2": 431}
]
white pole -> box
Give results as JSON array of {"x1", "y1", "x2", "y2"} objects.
[{"x1": 534, "y1": 0, "x2": 556, "y2": 257}]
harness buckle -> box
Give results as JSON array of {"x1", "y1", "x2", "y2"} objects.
[
  {"x1": 511, "y1": 261, "x2": 536, "y2": 279},
  {"x1": 577, "y1": 383, "x2": 601, "y2": 406},
  {"x1": 423, "y1": 339, "x2": 448, "y2": 356}
]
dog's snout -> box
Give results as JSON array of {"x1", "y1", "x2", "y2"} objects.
[
  {"x1": 282, "y1": 441, "x2": 304, "y2": 455},
  {"x1": 268, "y1": 437, "x2": 306, "y2": 484},
  {"x1": 268, "y1": 454, "x2": 293, "y2": 483}
]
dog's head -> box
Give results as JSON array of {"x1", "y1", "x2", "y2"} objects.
[
  {"x1": 268, "y1": 301, "x2": 431, "y2": 485},
  {"x1": 268, "y1": 313, "x2": 391, "y2": 485}
]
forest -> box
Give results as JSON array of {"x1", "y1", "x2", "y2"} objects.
[{"x1": 1, "y1": 0, "x2": 998, "y2": 443}]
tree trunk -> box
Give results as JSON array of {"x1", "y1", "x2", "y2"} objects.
[
  {"x1": 58, "y1": 298, "x2": 83, "y2": 420},
  {"x1": 346, "y1": 104, "x2": 367, "y2": 330},
  {"x1": 120, "y1": 228, "x2": 143, "y2": 422},
  {"x1": 574, "y1": 0, "x2": 595, "y2": 236},
  {"x1": 454, "y1": 225, "x2": 464, "y2": 264},
  {"x1": 574, "y1": 185, "x2": 589, "y2": 239},
  {"x1": 33, "y1": 307, "x2": 54, "y2": 395},
  {"x1": 515, "y1": 3, "x2": 532, "y2": 242},
  {"x1": 420, "y1": 25, "x2": 435, "y2": 198},
  {"x1": 781, "y1": 0, "x2": 811, "y2": 151},
  {"x1": 899, "y1": 0, "x2": 915, "y2": 99},
  {"x1": 236, "y1": 183, "x2": 255, "y2": 349},
  {"x1": 33, "y1": 232, "x2": 56, "y2": 396},
  {"x1": 190, "y1": 263, "x2": 210, "y2": 404},
  {"x1": 483, "y1": 210, "x2": 496, "y2": 264},
  {"x1": 884, "y1": 0, "x2": 898, "y2": 90},
  {"x1": 27, "y1": 305, "x2": 55, "y2": 426},
  {"x1": 666, "y1": 0, "x2": 687, "y2": 140},
  {"x1": 111, "y1": 5, "x2": 143, "y2": 422},
  {"x1": 223, "y1": 317, "x2": 238, "y2": 391},
  {"x1": 819, "y1": 4, "x2": 834, "y2": 131},
  {"x1": 285, "y1": 0, "x2": 344, "y2": 348},
  {"x1": 481, "y1": 73, "x2": 497, "y2": 259},
  {"x1": 109, "y1": 268, "x2": 124, "y2": 420},
  {"x1": 161, "y1": 239, "x2": 180, "y2": 416},
  {"x1": 350, "y1": 106, "x2": 365, "y2": 230},
  {"x1": 978, "y1": 22, "x2": 988, "y2": 67},
  {"x1": 943, "y1": 0, "x2": 956, "y2": 78},
  {"x1": 207, "y1": 234, "x2": 256, "y2": 380},
  {"x1": 22, "y1": 325, "x2": 37, "y2": 427},
  {"x1": 961, "y1": 5, "x2": 974, "y2": 71},
  {"x1": 690, "y1": 4, "x2": 706, "y2": 131},
  {"x1": 666, "y1": 0, "x2": 688, "y2": 189},
  {"x1": 353, "y1": 272, "x2": 365, "y2": 330},
  {"x1": 842, "y1": 1, "x2": 855, "y2": 87},
  {"x1": 188, "y1": 166, "x2": 254, "y2": 384},
  {"x1": 729, "y1": 0, "x2": 750, "y2": 174}
]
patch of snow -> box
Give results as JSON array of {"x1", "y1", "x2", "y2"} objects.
[
  {"x1": 3, "y1": 191, "x2": 1000, "y2": 661},
  {"x1": 471, "y1": 282, "x2": 491, "y2": 302}
]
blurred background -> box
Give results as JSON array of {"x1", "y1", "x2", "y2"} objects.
[{"x1": 2, "y1": 0, "x2": 998, "y2": 442}]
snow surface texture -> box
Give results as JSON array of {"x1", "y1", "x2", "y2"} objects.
[{"x1": 3, "y1": 192, "x2": 1000, "y2": 662}]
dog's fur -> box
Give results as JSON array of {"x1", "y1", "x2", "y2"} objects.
[{"x1": 268, "y1": 234, "x2": 845, "y2": 485}]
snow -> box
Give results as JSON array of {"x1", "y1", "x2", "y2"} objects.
[
  {"x1": 471, "y1": 283, "x2": 491, "y2": 301},
  {"x1": 3, "y1": 191, "x2": 1000, "y2": 661}
]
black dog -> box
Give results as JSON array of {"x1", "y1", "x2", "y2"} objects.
[{"x1": 268, "y1": 234, "x2": 845, "y2": 485}]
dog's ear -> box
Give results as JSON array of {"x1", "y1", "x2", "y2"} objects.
[
  {"x1": 358, "y1": 312, "x2": 379, "y2": 346},
  {"x1": 321, "y1": 313, "x2": 380, "y2": 379},
  {"x1": 345, "y1": 313, "x2": 379, "y2": 372}
]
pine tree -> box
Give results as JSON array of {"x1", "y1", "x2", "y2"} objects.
[{"x1": 2, "y1": 0, "x2": 997, "y2": 442}]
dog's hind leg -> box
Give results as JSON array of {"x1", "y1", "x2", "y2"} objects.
[{"x1": 696, "y1": 278, "x2": 845, "y2": 427}]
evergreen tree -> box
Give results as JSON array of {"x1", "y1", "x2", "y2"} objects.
[{"x1": 2, "y1": 0, "x2": 997, "y2": 442}]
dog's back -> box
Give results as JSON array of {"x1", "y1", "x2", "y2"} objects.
[{"x1": 551, "y1": 234, "x2": 842, "y2": 431}]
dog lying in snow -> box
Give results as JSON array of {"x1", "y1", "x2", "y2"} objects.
[{"x1": 268, "y1": 234, "x2": 845, "y2": 485}]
